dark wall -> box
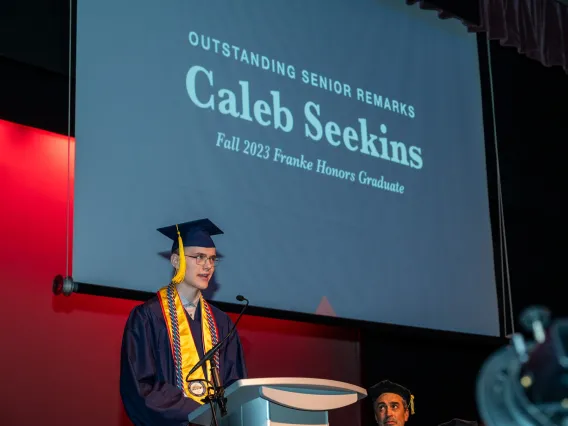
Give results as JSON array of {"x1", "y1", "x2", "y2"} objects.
[
  {"x1": 0, "y1": 0, "x2": 73, "y2": 136},
  {"x1": 487, "y1": 43, "x2": 568, "y2": 321},
  {"x1": 0, "y1": 1, "x2": 71, "y2": 75},
  {"x1": 360, "y1": 328, "x2": 503, "y2": 425}
]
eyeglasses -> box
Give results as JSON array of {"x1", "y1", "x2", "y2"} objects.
[{"x1": 186, "y1": 254, "x2": 221, "y2": 266}]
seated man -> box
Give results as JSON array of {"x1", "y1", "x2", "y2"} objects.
[
  {"x1": 120, "y1": 218, "x2": 247, "y2": 425},
  {"x1": 369, "y1": 380, "x2": 415, "y2": 426}
]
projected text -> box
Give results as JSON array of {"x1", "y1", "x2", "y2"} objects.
[
  {"x1": 215, "y1": 131, "x2": 405, "y2": 194},
  {"x1": 186, "y1": 65, "x2": 423, "y2": 170}
]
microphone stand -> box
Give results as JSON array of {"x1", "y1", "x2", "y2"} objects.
[
  {"x1": 187, "y1": 295, "x2": 249, "y2": 426},
  {"x1": 205, "y1": 358, "x2": 227, "y2": 426},
  {"x1": 205, "y1": 380, "x2": 221, "y2": 426}
]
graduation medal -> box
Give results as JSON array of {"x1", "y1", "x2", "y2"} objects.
[{"x1": 158, "y1": 283, "x2": 220, "y2": 403}]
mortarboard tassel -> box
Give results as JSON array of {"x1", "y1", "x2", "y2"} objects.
[
  {"x1": 410, "y1": 394, "x2": 415, "y2": 414},
  {"x1": 171, "y1": 224, "x2": 186, "y2": 284}
]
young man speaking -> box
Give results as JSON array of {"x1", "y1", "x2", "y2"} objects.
[{"x1": 120, "y1": 219, "x2": 247, "y2": 425}]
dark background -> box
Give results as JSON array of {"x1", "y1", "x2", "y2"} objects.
[{"x1": 1, "y1": 1, "x2": 565, "y2": 425}]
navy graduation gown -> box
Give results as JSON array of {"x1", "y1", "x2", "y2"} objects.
[{"x1": 120, "y1": 296, "x2": 247, "y2": 426}]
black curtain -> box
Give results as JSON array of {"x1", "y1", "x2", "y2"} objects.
[{"x1": 408, "y1": 0, "x2": 568, "y2": 73}]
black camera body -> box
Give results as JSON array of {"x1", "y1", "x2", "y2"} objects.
[{"x1": 477, "y1": 307, "x2": 568, "y2": 426}]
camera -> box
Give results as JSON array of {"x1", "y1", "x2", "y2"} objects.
[{"x1": 476, "y1": 306, "x2": 567, "y2": 426}]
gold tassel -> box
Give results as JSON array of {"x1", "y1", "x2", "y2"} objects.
[
  {"x1": 410, "y1": 394, "x2": 415, "y2": 415},
  {"x1": 171, "y1": 224, "x2": 186, "y2": 284}
]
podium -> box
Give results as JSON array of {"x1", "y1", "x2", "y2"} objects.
[{"x1": 187, "y1": 377, "x2": 367, "y2": 426}]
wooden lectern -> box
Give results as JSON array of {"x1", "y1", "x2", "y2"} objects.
[{"x1": 188, "y1": 377, "x2": 367, "y2": 426}]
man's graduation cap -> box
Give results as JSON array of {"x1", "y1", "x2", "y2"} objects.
[
  {"x1": 157, "y1": 219, "x2": 223, "y2": 251},
  {"x1": 369, "y1": 380, "x2": 415, "y2": 414},
  {"x1": 157, "y1": 218, "x2": 223, "y2": 284}
]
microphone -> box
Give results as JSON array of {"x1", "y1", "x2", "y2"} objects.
[{"x1": 186, "y1": 294, "x2": 249, "y2": 380}]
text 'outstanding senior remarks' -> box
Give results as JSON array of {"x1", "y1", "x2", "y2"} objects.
[
  {"x1": 215, "y1": 131, "x2": 406, "y2": 195},
  {"x1": 187, "y1": 31, "x2": 416, "y2": 120}
]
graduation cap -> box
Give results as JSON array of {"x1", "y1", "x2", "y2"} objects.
[
  {"x1": 157, "y1": 218, "x2": 223, "y2": 284},
  {"x1": 369, "y1": 380, "x2": 415, "y2": 415}
]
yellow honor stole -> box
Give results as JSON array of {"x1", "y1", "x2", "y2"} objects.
[{"x1": 157, "y1": 283, "x2": 220, "y2": 403}]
